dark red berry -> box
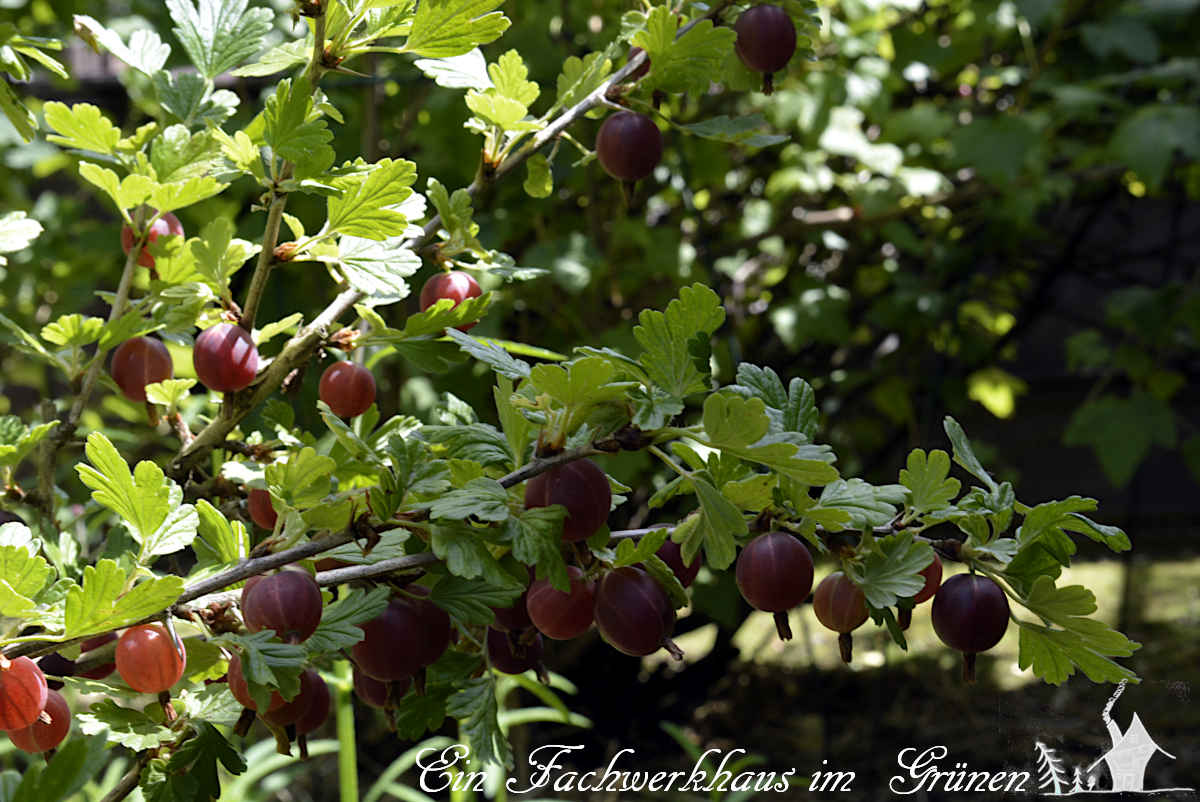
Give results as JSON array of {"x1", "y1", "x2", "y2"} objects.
[
  {"x1": 523, "y1": 459, "x2": 611, "y2": 543},
  {"x1": 399, "y1": 587, "x2": 452, "y2": 668},
  {"x1": 595, "y1": 111, "x2": 662, "y2": 183},
  {"x1": 931, "y1": 573, "x2": 1010, "y2": 682},
  {"x1": 37, "y1": 653, "x2": 75, "y2": 690},
  {"x1": 77, "y1": 632, "x2": 118, "y2": 680},
  {"x1": 735, "y1": 532, "x2": 814, "y2": 640},
  {"x1": 350, "y1": 599, "x2": 428, "y2": 681},
  {"x1": 7, "y1": 689, "x2": 70, "y2": 753},
  {"x1": 593, "y1": 567, "x2": 680, "y2": 658},
  {"x1": 486, "y1": 627, "x2": 544, "y2": 675},
  {"x1": 110, "y1": 337, "x2": 173, "y2": 402},
  {"x1": 318, "y1": 361, "x2": 376, "y2": 418},
  {"x1": 0, "y1": 656, "x2": 48, "y2": 730},
  {"x1": 813, "y1": 571, "x2": 869, "y2": 663},
  {"x1": 227, "y1": 653, "x2": 286, "y2": 712},
  {"x1": 115, "y1": 624, "x2": 186, "y2": 694},
  {"x1": 657, "y1": 539, "x2": 701, "y2": 588},
  {"x1": 353, "y1": 667, "x2": 410, "y2": 709},
  {"x1": 912, "y1": 556, "x2": 944, "y2": 605},
  {"x1": 292, "y1": 672, "x2": 331, "y2": 734},
  {"x1": 264, "y1": 668, "x2": 323, "y2": 728},
  {"x1": 491, "y1": 594, "x2": 533, "y2": 633},
  {"x1": 526, "y1": 566, "x2": 595, "y2": 640},
  {"x1": 247, "y1": 489, "x2": 278, "y2": 531},
  {"x1": 241, "y1": 570, "x2": 323, "y2": 643},
  {"x1": 734, "y1": 5, "x2": 796, "y2": 93},
  {"x1": 419, "y1": 271, "x2": 483, "y2": 332},
  {"x1": 193, "y1": 323, "x2": 259, "y2": 393},
  {"x1": 121, "y1": 211, "x2": 184, "y2": 268}
]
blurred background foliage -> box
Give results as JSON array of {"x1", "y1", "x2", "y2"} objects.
[{"x1": 2, "y1": 0, "x2": 1199, "y2": 797}]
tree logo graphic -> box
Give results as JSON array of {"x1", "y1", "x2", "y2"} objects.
[{"x1": 1036, "y1": 681, "x2": 1194, "y2": 796}]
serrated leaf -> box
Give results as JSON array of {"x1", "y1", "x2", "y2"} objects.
[
  {"x1": 414, "y1": 48, "x2": 492, "y2": 89},
  {"x1": 503, "y1": 507, "x2": 569, "y2": 591},
  {"x1": 337, "y1": 235, "x2": 421, "y2": 305},
  {"x1": 682, "y1": 114, "x2": 789, "y2": 147},
  {"x1": 856, "y1": 533, "x2": 934, "y2": 609},
  {"x1": 10, "y1": 731, "x2": 108, "y2": 802},
  {"x1": 613, "y1": 529, "x2": 670, "y2": 569},
  {"x1": 43, "y1": 102, "x2": 121, "y2": 155},
  {"x1": 424, "y1": 477, "x2": 510, "y2": 522},
  {"x1": 404, "y1": 0, "x2": 510, "y2": 58},
  {"x1": 73, "y1": 15, "x2": 170, "y2": 76},
  {"x1": 635, "y1": 283, "x2": 725, "y2": 399},
  {"x1": 555, "y1": 51, "x2": 613, "y2": 111},
  {"x1": 77, "y1": 164, "x2": 153, "y2": 213},
  {"x1": 145, "y1": 379, "x2": 197, "y2": 409},
  {"x1": 264, "y1": 446, "x2": 335, "y2": 509},
  {"x1": 943, "y1": 416, "x2": 998, "y2": 491},
  {"x1": 221, "y1": 632, "x2": 305, "y2": 710},
  {"x1": 150, "y1": 176, "x2": 227, "y2": 214},
  {"x1": 430, "y1": 521, "x2": 509, "y2": 585},
  {"x1": 447, "y1": 675, "x2": 511, "y2": 768},
  {"x1": 41, "y1": 314, "x2": 104, "y2": 348},
  {"x1": 632, "y1": 8, "x2": 736, "y2": 95},
  {"x1": 0, "y1": 545, "x2": 50, "y2": 598},
  {"x1": 191, "y1": 499, "x2": 249, "y2": 570},
  {"x1": 0, "y1": 212, "x2": 42, "y2": 259},
  {"x1": 166, "y1": 0, "x2": 273, "y2": 79},
  {"x1": 304, "y1": 586, "x2": 391, "y2": 653},
  {"x1": 445, "y1": 329, "x2": 531, "y2": 379},
  {"x1": 422, "y1": 423, "x2": 512, "y2": 467},
  {"x1": 64, "y1": 560, "x2": 184, "y2": 637},
  {"x1": 431, "y1": 574, "x2": 523, "y2": 626},
  {"x1": 76, "y1": 699, "x2": 174, "y2": 750},
  {"x1": 524, "y1": 153, "x2": 552, "y2": 198},
  {"x1": 684, "y1": 478, "x2": 745, "y2": 570},
  {"x1": 900, "y1": 449, "x2": 960, "y2": 513},
  {"x1": 75, "y1": 432, "x2": 174, "y2": 552},
  {"x1": 327, "y1": 158, "x2": 418, "y2": 239}
]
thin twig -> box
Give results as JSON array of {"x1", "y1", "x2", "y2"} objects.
[{"x1": 99, "y1": 749, "x2": 155, "y2": 802}]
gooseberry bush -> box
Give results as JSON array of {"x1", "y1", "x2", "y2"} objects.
[{"x1": 0, "y1": 0, "x2": 1142, "y2": 799}]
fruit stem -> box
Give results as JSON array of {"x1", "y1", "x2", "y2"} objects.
[
  {"x1": 158, "y1": 691, "x2": 177, "y2": 724},
  {"x1": 773, "y1": 611, "x2": 793, "y2": 641},
  {"x1": 662, "y1": 637, "x2": 685, "y2": 661},
  {"x1": 898, "y1": 608, "x2": 913, "y2": 630},
  {"x1": 962, "y1": 652, "x2": 977, "y2": 683},
  {"x1": 837, "y1": 632, "x2": 854, "y2": 664},
  {"x1": 762, "y1": 73, "x2": 775, "y2": 95},
  {"x1": 234, "y1": 707, "x2": 256, "y2": 737}
]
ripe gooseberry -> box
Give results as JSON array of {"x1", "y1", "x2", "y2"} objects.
[
  {"x1": 77, "y1": 632, "x2": 118, "y2": 680},
  {"x1": 735, "y1": 532, "x2": 814, "y2": 640},
  {"x1": 121, "y1": 211, "x2": 184, "y2": 269},
  {"x1": 110, "y1": 337, "x2": 173, "y2": 402},
  {"x1": 404, "y1": 588, "x2": 452, "y2": 668},
  {"x1": 595, "y1": 111, "x2": 662, "y2": 183},
  {"x1": 899, "y1": 555, "x2": 943, "y2": 630},
  {"x1": 318, "y1": 361, "x2": 377, "y2": 418},
  {"x1": 227, "y1": 653, "x2": 286, "y2": 712},
  {"x1": 352, "y1": 667, "x2": 410, "y2": 709},
  {"x1": 37, "y1": 652, "x2": 75, "y2": 690},
  {"x1": 0, "y1": 656, "x2": 48, "y2": 730},
  {"x1": 812, "y1": 571, "x2": 869, "y2": 664},
  {"x1": 193, "y1": 323, "x2": 259, "y2": 393},
  {"x1": 733, "y1": 4, "x2": 797, "y2": 94},
  {"x1": 486, "y1": 627, "x2": 545, "y2": 675},
  {"x1": 7, "y1": 689, "x2": 70, "y2": 753},
  {"x1": 241, "y1": 570, "x2": 323, "y2": 643},
  {"x1": 526, "y1": 566, "x2": 595, "y2": 640},
  {"x1": 523, "y1": 459, "x2": 611, "y2": 543},
  {"x1": 247, "y1": 488, "x2": 278, "y2": 531},
  {"x1": 291, "y1": 672, "x2": 331, "y2": 735},
  {"x1": 115, "y1": 623, "x2": 186, "y2": 694},
  {"x1": 593, "y1": 567, "x2": 682, "y2": 659},
  {"x1": 419, "y1": 271, "x2": 483, "y2": 332},
  {"x1": 931, "y1": 573, "x2": 1010, "y2": 682},
  {"x1": 263, "y1": 668, "x2": 324, "y2": 728},
  {"x1": 656, "y1": 540, "x2": 701, "y2": 588},
  {"x1": 350, "y1": 599, "x2": 432, "y2": 681}
]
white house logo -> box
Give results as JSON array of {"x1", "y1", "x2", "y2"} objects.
[{"x1": 1035, "y1": 681, "x2": 1194, "y2": 795}]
